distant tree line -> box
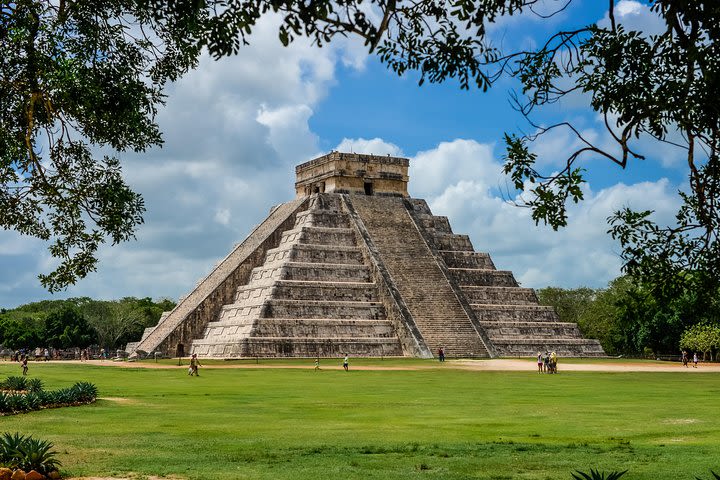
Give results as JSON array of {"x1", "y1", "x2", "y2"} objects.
[
  {"x1": 538, "y1": 276, "x2": 720, "y2": 359},
  {"x1": 0, "y1": 297, "x2": 175, "y2": 352}
]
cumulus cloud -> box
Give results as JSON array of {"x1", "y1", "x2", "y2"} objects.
[
  {"x1": 406, "y1": 139, "x2": 681, "y2": 289},
  {"x1": 335, "y1": 137, "x2": 403, "y2": 157}
]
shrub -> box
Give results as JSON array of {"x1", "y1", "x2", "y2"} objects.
[
  {"x1": 0, "y1": 432, "x2": 26, "y2": 468},
  {"x1": 16, "y1": 436, "x2": 61, "y2": 474},
  {"x1": 0, "y1": 376, "x2": 97, "y2": 415},
  {"x1": 72, "y1": 382, "x2": 98, "y2": 403},
  {"x1": 0, "y1": 433, "x2": 61, "y2": 474},
  {"x1": 27, "y1": 378, "x2": 43, "y2": 393},
  {"x1": 0, "y1": 376, "x2": 27, "y2": 392}
]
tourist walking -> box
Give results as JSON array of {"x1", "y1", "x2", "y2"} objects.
[
  {"x1": 550, "y1": 351, "x2": 558, "y2": 374},
  {"x1": 190, "y1": 353, "x2": 201, "y2": 376},
  {"x1": 693, "y1": 352, "x2": 698, "y2": 368},
  {"x1": 343, "y1": 354, "x2": 349, "y2": 371},
  {"x1": 21, "y1": 356, "x2": 28, "y2": 376},
  {"x1": 438, "y1": 347, "x2": 445, "y2": 362},
  {"x1": 682, "y1": 350, "x2": 689, "y2": 367},
  {"x1": 314, "y1": 358, "x2": 320, "y2": 371}
]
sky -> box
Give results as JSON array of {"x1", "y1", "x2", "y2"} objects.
[{"x1": 0, "y1": 0, "x2": 688, "y2": 308}]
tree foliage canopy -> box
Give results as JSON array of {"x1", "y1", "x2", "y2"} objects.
[
  {"x1": 539, "y1": 275, "x2": 720, "y2": 356},
  {"x1": 0, "y1": 297, "x2": 174, "y2": 350},
  {"x1": 1, "y1": 1, "x2": 201, "y2": 290},
  {"x1": 3, "y1": 0, "x2": 719, "y2": 299}
]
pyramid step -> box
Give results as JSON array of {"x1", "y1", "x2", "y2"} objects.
[
  {"x1": 249, "y1": 262, "x2": 371, "y2": 285},
  {"x1": 264, "y1": 243, "x2": 364, "y2": 266},
  {"x1": 407, "y1": 198, "x2": 431, "y2": 214},
  {"x1": 280, "y1": 226, "x2": 356, "y2": 247},
  {"x1": 461, "y1": 286, "x2": 538, "y2": 304},
  {"x1": 271, "y1": 280, "x2": 378, "y2": 302},
  {"x1": 449, "y1": 268, "x2": 518, "y2": 287},
  {"x1": 441, "y1": 251, "x2": 495, "y2": 269},
  {"x1": 491, "y1": 338, "x2": 606, "y2": 357},
  {"x1": 191, "y1": 337, "x2": 404, "y2": 358},
  {"x1": 294, "y1": 210, "x2": 351, "y2": 229},
  {"x1": 253, "y1": 318, "x2": 397, "y2": 338},
  {"x1": 415, "y1": 214, "x2": 452, "y2": 233},
  {"x1": 430, "y1": 233, "x2": 474, "y2": 251},
  {"x1": 470, "y1": 304, "x2": 559, "y2": 322},
  {"x1": 201, "y1": 318, "x2": 255, "y2": 339},
  {"x1": 263, "y1": 299, "x2": 385, "y2": 320},
  {"x1": 480, "y1": 321, "x2": 582, "y2": 337}
]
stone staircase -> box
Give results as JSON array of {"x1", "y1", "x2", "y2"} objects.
[
  {"x1": 407, "y1": 199, "x2": 605, "y2": 357},
  {"x1": 349, "y1": 195, "x2": 490, "y2": 358},
  {"x1": 190, "y1": 194, "x2": 404, "y2": 358},
  {"x1": 128, "y1": 197, "x2": 306, "y2": 358}
]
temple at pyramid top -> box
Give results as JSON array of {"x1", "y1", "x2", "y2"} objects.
[{"x1": 295, "y1": 152, "x2": 410, "y2": 198}]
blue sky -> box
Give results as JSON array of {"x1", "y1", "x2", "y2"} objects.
[{"x1": 0, "y1": 0, "x2": 687, "y2": 308}]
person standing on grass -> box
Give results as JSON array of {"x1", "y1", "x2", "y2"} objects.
[
  {"x1": 190, "y1": 353, "x2": 201, "y2": 376},
  {"x1": 314, "y1": 358, "x2": 320, "y2": 371},
  {"x1": 693, "y1": 352, "x2": 698, "y2": 368},
  {"x1": 682, "y1": 351, "x2": 689, "y2": 367},
  {"x1": 438, "y1": 347, "x2": 445, "y2": 362},
  {"x1": 343, "y1": 354, "x2": 349, "y2": 371},
  {"x1": 537, "y1": 352, "x2": 543, "y2": 373},
  {"x1": 21, "y1": 356, "x2": 28, "y2": 375}
]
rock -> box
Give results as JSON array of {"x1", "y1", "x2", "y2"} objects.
[
  {"x1": 24, "y1": 471, "x2": 43, "y2": 480},
  {"x1": 46, "y1": 471, "x2": 60, "y2": 480},
  {"x1": 10, "y1": 469, "x2": 26, "y2": 480},
  {"x1": 0, "y1": 467, "x2": 12, "y2": 480}
]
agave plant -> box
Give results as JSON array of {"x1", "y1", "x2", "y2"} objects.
[
  {"x1": 572, "y1": 469, "x2": 628, "y2": 480},
  {"x1": 1, "y1": 376, "x2": 28, "y2": 392},
  {"x1": 4, "y1": 393, "x2": 29, "y2": 413},
  {"x1": 0, "y1": 432, "x2": 28, "y2": 468},
  {"x1": 72, "y1": 382, "x2": 98, "y2": 403},
  {"x1": 16, "y1": 436, "x2": 61, "y2": 474},
  {"x1": 27, "y1": 378, "x2": 44, "y2": 393},
  {"x1": 23, "y1": 392, "x2": 43, "y2": 411}
]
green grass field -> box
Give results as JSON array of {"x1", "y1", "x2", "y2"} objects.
[{"x1": 1, "y1": 359, "x2": 718, "y2": 480}]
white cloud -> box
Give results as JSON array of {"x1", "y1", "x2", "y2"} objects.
[
  {"x1": 598, "y1": 0, "x2": 666, "y2": 35},
  {"x1": 335, "y1": 137, "x2": 403, "y2": 157},
  {"x1": 405, "y1": 139, "x2": 681, "y2": 289}
]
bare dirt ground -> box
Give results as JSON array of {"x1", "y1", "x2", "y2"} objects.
[{"x1": 54, "y1": 358, "x2": 720, "y2": 372}]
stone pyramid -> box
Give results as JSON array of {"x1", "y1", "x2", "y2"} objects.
[{"x1": 127, "y1": 153, "x2": 604, "y2": 359}]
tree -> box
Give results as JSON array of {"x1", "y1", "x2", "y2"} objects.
[
  {"x1": 4, "y1": 1, "x2": 718, "y2": 296},
  {"x1": 1, "y1": 1, "x2": 201, "y2": 291},
  {"x1": 680, "y1": 323, "x2": 720, "y2": 361},
  {"x1": 45, "y1": 306, "x2": 94, "y2": 348},
  {"x1": 0, "y1": 315, "x2": 44, "y2": 350},
  {"x1": 537, "y1": 286, "x2": 595, "y2": 326},
  {"x1": 82, "y1": 297, "x2": 174, "y2": 350}
]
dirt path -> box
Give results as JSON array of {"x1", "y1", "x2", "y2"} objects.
[{"x1": 47, "y1": 358, "x2": 720, "y2": 372}]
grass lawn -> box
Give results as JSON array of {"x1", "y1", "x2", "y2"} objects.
[{"x1": 0, "y1": 359, "x2": 718, "y2": 480}]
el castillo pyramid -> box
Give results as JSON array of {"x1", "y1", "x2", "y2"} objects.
[{"x1": 127, "y1": 152, "x2": 604, "y2": 359}]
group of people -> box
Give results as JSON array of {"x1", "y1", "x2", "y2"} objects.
[
  {"x1": 681, "y1": 350, "x2": 699, "y2": 368},
  {"x1": 537, "y1": 351, "x2": 558, "y2": 374}
]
